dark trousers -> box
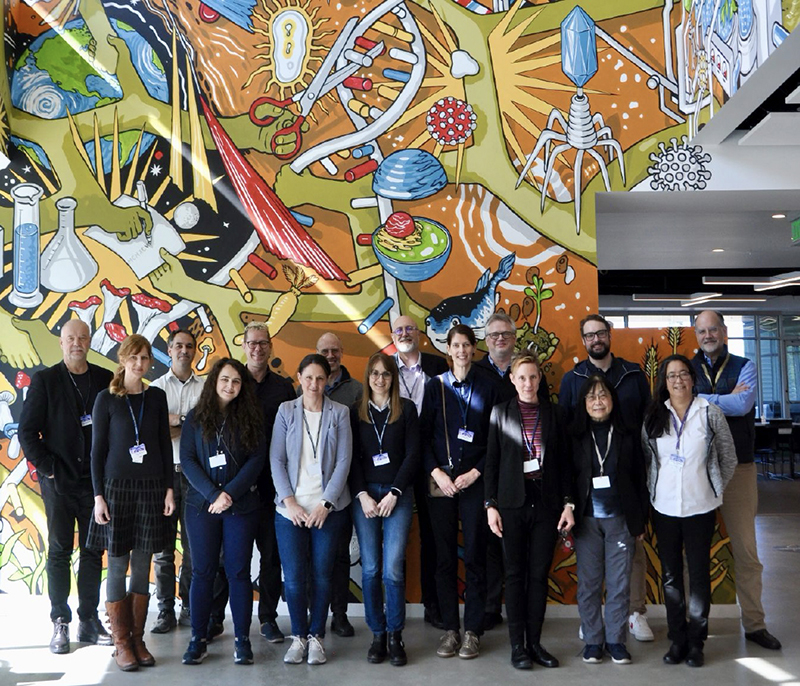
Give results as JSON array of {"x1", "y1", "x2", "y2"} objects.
[
  {"x1": 40, "y1": 476, "x2": 102, "y2": 623},
  {"x1": 413, "y1": 474, "x2": 439, "y2": 610},
  {"x1": 329, "y1": 506, "x2": 353, "y2": 616},
  {"x1": 652, "y1": 509, "x2": 716, "y2": 648},
  {"x1": 185, "y1": 504, "x2": 258, "y2": 639},
  {"x1": 486, "y1": 534, "x2": 504, "y2": 615},
  {"x1": 153, "y1": 471, "x2": 191, "y2": 612},
  {"x1": 427, "y1": 478, "x2": 487, "y2": 634},
  {"x1": 501, "y1": 496, "x2": 559, "y2": 646}
]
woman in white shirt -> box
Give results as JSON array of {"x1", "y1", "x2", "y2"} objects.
[
  {"x1": 642, "y1": 354, "x2": 737, "y2": 669},
  {"x1": 270, "y1": 354, "x2": 352, "y2": 667}
]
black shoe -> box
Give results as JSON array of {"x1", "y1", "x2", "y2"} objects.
[
  {"x1": 207, "y1": 620, "x2": 224, "y2": 643},
  {"x1": 259, "y1": 620, "x2": 285, "y2": 644},
  {"x1": 77, "y1": 615, "x2": 112, "y2": 646},
  {"x1": 685, "y1": 645, "x2": 704, "y2": 667},
  {"x1": 234, "y1": 637, "x2": 254, "y2": 665},
  {"x1": 529, "y1": 643, "x2": 559, "y2": 668},
  {"x1": 663, "y1": 642, "x2": 688, "y2": 664},
  {"x1": 150, "y1": 610, "x2": 177, "y2": 634},
  {"x1": 482, "y1": 612, "x2": 503, "y2": 631},
  {"x1": 745, "y1": 629, "x2": 782, "y2": 650},
  {"x1": 50, "y1": 618, "x2": 69, "y2": 654},
  {"x1": 331, "y1": 613, "x2": 354, "y2": 637},
  {"x1": 182, "y1": 637, "x2": 208, "y2": 665},
  {"x1": 367, "y1": 633, "x2": 387, "y2": 663},
  {"x1": 511, "y1": 645, "x2": 532, "y2": 670},
  {"x1": 423, "y1": 606, "x2": 445, "y2": 630},
  {"x1": 388, "y1": 631, "x2": 407, "y2": 666}
]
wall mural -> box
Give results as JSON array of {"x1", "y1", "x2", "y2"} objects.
[{"x1": 2, "y1": 0, "x2": 795, "y2": 603}]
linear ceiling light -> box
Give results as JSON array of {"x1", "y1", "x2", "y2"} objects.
[
  {"x1": 753, "y1": 271, "x2": 800, "y2": 291},
  {"x1": 702, "y1": 276, "x2": 772, "y2": 286}
]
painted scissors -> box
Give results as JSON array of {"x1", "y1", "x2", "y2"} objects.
[{"x1": 248, "y1": 17, "x2": 384, "y2": 159}]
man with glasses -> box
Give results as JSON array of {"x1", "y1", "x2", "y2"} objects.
[
  {"x1": 391, "y1": 315, "x2": 448, "y2": 629},
  {"x1": 691, "y1": 310, "x2": 781, "y2": 651},
  {"x1": 151, "y1": 329, "x2": 205, "y2": 633},
  {"x1": 475, "y1": 312, "x2": 517, "y2": 401},
  {"x1": 559, "y1": 314, "x2": 653, "y2": 642}
]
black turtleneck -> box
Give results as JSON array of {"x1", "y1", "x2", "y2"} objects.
[{"x1": 588, "y1": 419, "x2": 622, "y2": 518}]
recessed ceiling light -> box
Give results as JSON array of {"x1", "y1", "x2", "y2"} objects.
[
  {"x1": 772, "y1": 213, "x2": 786, "y2": 219},
  {"x1": 712, "y1": 248, "x2": 725, "y2": 253}
]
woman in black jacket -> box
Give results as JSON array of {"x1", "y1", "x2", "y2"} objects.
[
  {"x1": 351, "y1": 352, "x2": 419, "y2": 666},
  {"x1": 179, "y1": 358, "x2": 264, "y2": 666},
  {"x1": 570, "y1": 374, "x2": 649, "y2": 666},
  {"x1": 484, "y1": 352, "x2": 574, "y2": 670}
]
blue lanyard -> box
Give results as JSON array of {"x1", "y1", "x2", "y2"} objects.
[
  {"x1": 670, "y1": 399, "x2": 694, "y2": 453},
  {"x1": 303, "y1": 410, "x2": 323, "y2": 461},
  {"x1": 125, "y1": 392, "x2": 146, "y2": 446},
  {"x1": 520, "y1": 405, "x2": 541, "y2": 459},
  {"x1": 368, "y1": 405, "x2": 389, "y2": 453},
  {"x1": 450, "y1": 372, "x2": 473, "y2": 427}
]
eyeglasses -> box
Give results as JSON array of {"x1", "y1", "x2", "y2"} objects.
[
  {"x1": 245, "y1": 340, "x2": 270, "y2": 350},
  {"x1": 370, "y1": 370, "x2": 392, "y2": 380},
  {"x1": 392, "y1": 325, "x2": 418, "y2": 336},
  {"x1": 666, "y1": 371, "x2": 692, "y2": 381},
  {"x1": 586, "y1": 392, "x2": 609, "y2": 402},
  {"x1": 486, "y1": 331, "x2": 515, "y2": 341},
  {"x1": 582, "y1": 330, "x2": 609, "y2": 341}
]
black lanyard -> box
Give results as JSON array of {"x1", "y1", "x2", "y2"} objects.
[
  {"x1": 67, "y1": 371, "x2": 93, "y2": 415},
  {"x1": 450, "y1": 373, "x2": 473, "y2": 427},
  {"x1": 670, "y1": 399, "x2": 694, "y2": 453},
  {"x1": 399, "y1": 366, "x2": 421, "y2": 399},
  {"x1": 368, "y1": 405, "x2": 389, "y2": 453},
  {"x1": 303, "y1": 409, "x2": 323, "y2": 462},
  {"x1": 125, "y1": 392, "x2": 146, "y2": 446}
]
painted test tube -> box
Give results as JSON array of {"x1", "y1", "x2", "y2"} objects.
[
  {"x1": 382, "y1": 68, "x2": 410, "y2": 83},
  {"x1": 377, "y1": 85, "x2": 399, "y2": 101},
  {"x1": 352, "y1": 144, "x2": 375, "y2": 159},
  {"x1": 371, "y1": 20, "x2": 413, "y2": 43},
  {"x1": 290, "y1": 210, "x2": 314, "y2": 227},
  {"x1": 345, "y1": 159, "x2": 379, "y2": 183},
  {"x1": 344, "y1": 49, "x2": 372, "y2": 68},
  {"x1": 343, "y1": 76, "x2": 373, "y2": 91},
  {"x1": 247, "y1": 253, "x2": 278, "y2": 280},
  {"x1": 358, "y1": 297, "x2": 394, "y2": 335},
  {"x1": 389, "y1": 47, "x2": 418, "y2": 64},
  {"x1": 356, "y1": 233, "x2": 373, "y2": 245},
  {"x1": 355, "y1": 36, "x2": 385, "y2": 55},
  {"x1": 228, "y1": 268, "x2": 254, "y2": 303},
  {"x1": 351, "y1": 197, "x2": 379, "y2": 209},
  {"x1": 319, "y1": 157, "x2": 338, "y2": 175},
  {"x1": 347, "y1": 99, "x2": 371, "y2": 118}
]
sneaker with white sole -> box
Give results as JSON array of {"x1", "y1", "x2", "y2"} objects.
[
  {"x1": 605, "y1": 642, "x2": 632, "y2": 664},
  {"x1": 307, "y1": 635, "x2": 327, "y2": 665},
  {"x1": 628, "y1": 612, "x2": 654, "y2": 642},
  {"x1": 284, "y1": 636, "x2": 307, "y2": 664}
]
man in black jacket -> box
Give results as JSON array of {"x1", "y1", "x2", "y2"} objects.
[
  {"x1": 391, "y1": 315, "x2": 449, "y2": 629},
  {"x1": 558, "y1": 314, "x2": 653, "y2": 642},
  {"x1": 19, "y1": 320, "x2": 113, "y2": 653}
]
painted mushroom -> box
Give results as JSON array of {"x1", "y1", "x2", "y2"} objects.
[
  {"x1": 14, "y1": 371, "x2": 31, "y2": 403},
  {"x1": 91, "y1": 279, "x2": 131, "y2": 353},
  {"x1": 68, "y1": 295, "x2": 102, "y2": 330}
]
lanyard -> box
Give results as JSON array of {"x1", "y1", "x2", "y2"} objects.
[
  {"x1": 590, "y1": 425, "x2": 614, "y2": 476},
  {"x1": 67, "y1": 370, "x2": 93, "y2": 415},
  {"x1": 215, "y1": 416, "x2": 228, "y2": 453},
  {"x1": 450, "y1": 372, "x2": 473, "y2": 427},
  {"x1": 519, "y1": 405, "x2": 541, "y2": 459},
  {"x1": 670, "y1": 398, "x2": 694, "y2": 453},
  {"x1": 368, "y1": 406, "x2": 389, "y2": 453},
  {"x1": 398, "y1": 365, "x2": 421, "y2": 399},
  {"x1": 125, "y1": 392, "x2": 146, "y2": 446},
  {"x1": 303, "y1": 409, "x2": 323, "y2": 462},
  {"x1": 701, "y1": 354, "x2": 731, "y2": 393}
]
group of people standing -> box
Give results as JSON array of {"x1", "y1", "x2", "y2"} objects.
[{"x1": 18, "y1": 308, "x2": 781, "y2": 672}]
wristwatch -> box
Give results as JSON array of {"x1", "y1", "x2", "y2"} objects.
[
  {"x1": 180, "y1": 414, "x2": 186, "y2": 425},
  {"x1": 322, "y1": 500, "x2": 334, "y2": 511},
  {"x1": 563, "y1": 500, "x2": 575, "y2": 511},
  {"x1": 484, "y1": 498, "x2": 498, "y2": 510}
]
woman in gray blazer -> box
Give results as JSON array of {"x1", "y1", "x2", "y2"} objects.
[{"x1": 270, "y1": 354, "x2": 352, "y2": 667}]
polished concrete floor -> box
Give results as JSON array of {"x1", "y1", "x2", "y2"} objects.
[{"x1": 2, "y1": 478, "x2": 799, "y2": 686}]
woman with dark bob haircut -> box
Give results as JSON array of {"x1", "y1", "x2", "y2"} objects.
[
  {"x1": 179, "y1": 358, "x2": 264, "y2": 665},
  {"x1": 271, "y1": 353, "x2": 352, "y2": 666},
  {"x1": 642, "y1": 354, "x2": 736, "y2": 668},
  {"x1": 571, "y1": 373, "x2": 649, "y2": 666}
]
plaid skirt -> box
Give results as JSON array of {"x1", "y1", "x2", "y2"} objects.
[{"x1": 86, "y1": 477, "x2": 170, "y2": 556}]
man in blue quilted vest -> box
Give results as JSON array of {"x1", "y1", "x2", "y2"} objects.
[{"x1": 691, "y1": 310, "x2": 781, "y2": 651}]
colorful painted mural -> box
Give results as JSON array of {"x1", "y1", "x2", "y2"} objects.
[{"x1": 2, "y1": 0, "x2": 793, "y2": 603}]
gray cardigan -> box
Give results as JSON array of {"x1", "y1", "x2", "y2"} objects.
[
  {"x1": 641, "y1": 400, "x2": 737, "y2": 502},
  {"x1": 270, "y1": 396, "x2": 352, "y2": 512}
]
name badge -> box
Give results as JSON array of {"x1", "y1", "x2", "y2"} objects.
[
  {"x1": 458, "y1": 428, "x2": 474, "y2": 443},
  {"x1": 523, "y1": 458, "x2": 541, "y2": 473},
  {"x1": 209, "y1": 452, "x2": 227, "y2": 469},
  {"x1": 669, "y1": 453, "x2": 685, "y2": 465},
  {"x1": 80, "y1": 414, "x2": 93, "y2": 427},
  {"x1": 129, "y1": 444, "x2": 147, "y2": 463},
  {"x1": 593, "y1": 475, "x2": 611, "y2": 489},
  {"x1": 372, "y1": 452, "x2": 390, "y2": 467}
]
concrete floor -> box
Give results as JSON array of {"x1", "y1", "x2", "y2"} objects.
[{"x1": 2, "y1": 478, "x2": 799, "y2": 686}]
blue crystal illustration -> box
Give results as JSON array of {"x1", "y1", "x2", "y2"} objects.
[{"x1": 561, "y1": 6, "x2": 598, "y2": 88}]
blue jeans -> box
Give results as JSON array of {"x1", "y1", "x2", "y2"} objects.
[
  {"x1": 185, "y1": 504, "x2": 258, "y2": 639},
  {"x1": 352, "y1": 485, "x2": 413, "y2": 633},
  {"x1": 275, "y1": 508, "x2": 346, "y2": 637}
]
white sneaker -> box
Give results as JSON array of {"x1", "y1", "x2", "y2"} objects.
[
  {"x1": 284, "y1": 635, "x2": 307, "y2": 664},
  {"x1": 628, "y1": 612, "x2": 654, "y2": 642},
  {"x1": 307, "y1": 635, "x2": 327, "y2": 665}
]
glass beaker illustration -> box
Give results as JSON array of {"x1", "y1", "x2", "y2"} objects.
[
  {"x1": 9, "y1": 183, "x2": 44, "y2": 309},
  {"x1": 41, "y1": 197, "x2": 98, "y2": 293}
]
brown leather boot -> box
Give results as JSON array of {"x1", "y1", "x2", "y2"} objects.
[
  {"x1": 106, "y1": 596, "x2": 138, "y2": 671},
  {"x1": 130, "y1": 592, "x2": 156, "y2": 666}
]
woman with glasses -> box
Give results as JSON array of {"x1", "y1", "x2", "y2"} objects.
[
  {"x1": 421, "y1": 324, "x2": 500, "y2": 660},
  {"x1": 351, "y1": 352, "x2": 419, "y2": 666},
  {"x1": 642, "y1": 354, "x2": 737, "y2": 668},
  {"x1": 570, "y1": 374, "x2": 649, "y2": 665},
  {"x1": 484, "y1": 352, "x2": 574, "y2": 670},
  {"x1": 271, "y1": 354, "x2": 352, "y2": 666},
  {"x1": 179, "y1": 358, "x2": 264, "y2": 665}
]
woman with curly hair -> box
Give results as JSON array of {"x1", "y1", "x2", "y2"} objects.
[{"x1": 179, "y1": 358, "x2": 264, "y2": 666}]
